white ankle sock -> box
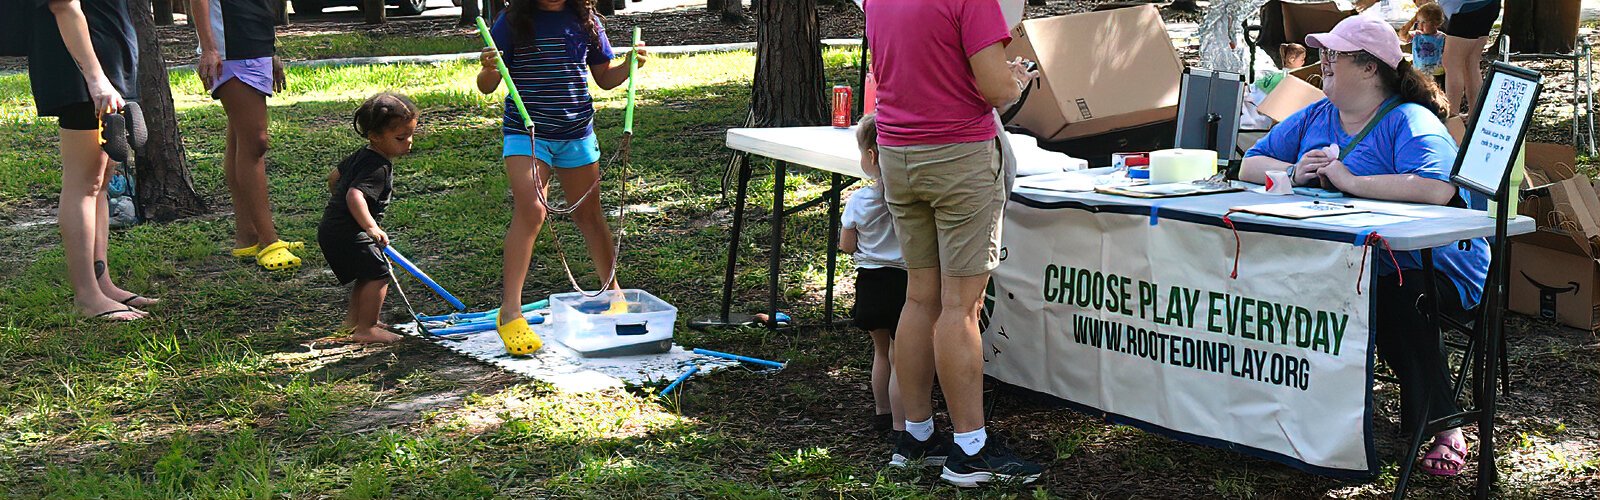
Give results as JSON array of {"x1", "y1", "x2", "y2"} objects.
[
  {"x1": 954, "y1": 427, "x2": 987, "y2": 455},
  {"x1": 905, "y1": 418, "x2": 934, "y2": 441}
]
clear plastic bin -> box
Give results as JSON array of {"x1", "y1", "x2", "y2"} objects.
[{"x1": 549, "y1": 289, "x2": 677, "y2": 357}]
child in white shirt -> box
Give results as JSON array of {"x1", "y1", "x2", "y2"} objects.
[{"x1": 841, "y1": 113, "x2": 908, "y2": 436}]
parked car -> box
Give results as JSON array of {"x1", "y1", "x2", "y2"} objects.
[{"x1": 293, "y1": 0, "x2": 458, "y2": 16}]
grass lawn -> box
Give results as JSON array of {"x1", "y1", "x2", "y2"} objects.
[{"x1": 2, "y1": 49, "x2": 1597, "y2": 498}]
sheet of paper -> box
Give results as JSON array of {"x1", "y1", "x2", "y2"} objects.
[
  {"x1": 1346, "y1": 200, "x2": 1457, "y2": 219},
  {"x1": 1305, "y1": 212, "x2": 1420, "y2": 228},
  {"x1": 1016, "y1": 171, "x2": 1097, "y2": 192}
]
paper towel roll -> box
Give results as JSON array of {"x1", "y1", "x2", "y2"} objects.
[{"x1": 1149, "y1": 149, "x2": 1218, "y2": 184}]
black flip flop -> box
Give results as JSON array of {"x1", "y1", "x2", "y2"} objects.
[
  {"x1": 91, "y1": 308, "x2": 141, "y2": 321},
  {"x1": 118, "y1": 294, "x2": 156, "y2": 307}
]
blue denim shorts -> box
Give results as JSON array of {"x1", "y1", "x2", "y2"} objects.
[{"x1": 503, "y1": 133, "x2": 600, "y2": 168}]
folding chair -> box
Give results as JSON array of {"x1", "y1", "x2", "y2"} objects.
[{"x1": 1391, "y1": 61, "x2": 1545, "y2": 500}]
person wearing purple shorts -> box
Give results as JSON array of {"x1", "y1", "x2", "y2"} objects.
[{"x1": 189, "y1": 0, "x2": 303, "y2": 271}]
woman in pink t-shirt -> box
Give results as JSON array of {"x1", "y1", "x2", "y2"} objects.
[{"x1": 865, "y1": 0, "x2": 1041, "y2": 487}]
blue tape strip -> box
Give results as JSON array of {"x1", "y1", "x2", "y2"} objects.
[
  {"x1": 1354, "y1": 229, "x2": 1374, "y2": 246},
  {"x1": 1149, "y1": 205, "x2": 1161, "y2": 226}
]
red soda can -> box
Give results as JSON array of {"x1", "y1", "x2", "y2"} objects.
[{"x1": 832, "y1": 85, "x2": 852, "y2": 128}]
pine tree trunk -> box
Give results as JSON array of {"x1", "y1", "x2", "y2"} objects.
[
  {"x1": 129, "y1": 0, "x2": 208, "y2": 221},
  {"x1": 459, "y1": 0, "x2": 480, "y2": 27},
  {"x1": 751, "y1": 0, "x2": 825, "y2": 127},
  {"x1": 721, "y1": 0, "x2": 746, "y2": 24},
  {"x1": 154, "y1": 0, "x2": 175, "y2": 25},
  {"x1": 364, "y1": 0, "x2": 386, "y2": 24}
]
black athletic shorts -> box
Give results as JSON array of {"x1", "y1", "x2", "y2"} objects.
[
  {"x1": 1444, "y1": 1, "x2": 1501, "y2": 39},
  {"x1": 51, "y1": 102, "x2": 98, "y2": 131},
  {"x1": 852, "y1": 266, "x2": 908, "y2": 334},
  {"x1": 317, "y1": 229, "x2": 390, "y2": 286}
]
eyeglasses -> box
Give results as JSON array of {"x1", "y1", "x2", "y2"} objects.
[{"x1": 1319, "y1": 48, "x2": 1362, "y2": 67}]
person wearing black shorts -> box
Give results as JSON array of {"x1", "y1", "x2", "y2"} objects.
[
  {"x1": 27, "y1": 0, "x2": 157, "y2": 321},
  {"x1": 317, "y1": 93, "x2": 419, "y2": 344},
  {"x1": 1441, "y1": 0, "x2": 1502, "y2": 121},
  {"x1": 841, "y1": 114, "x2": 911, "y2": 440}
]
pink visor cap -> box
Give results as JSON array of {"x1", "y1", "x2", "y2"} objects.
[{"x1": 1305, "y1": 15, "x2": 1405, "y2": 70}]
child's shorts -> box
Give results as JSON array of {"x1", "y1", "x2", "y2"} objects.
[
  {"x1": 318, "y1": 229, "x2": 390, "y2": 285},
  {"x1": 208, "y1": 57, "x2": 276, "y2": 98},
  {"x1": 503, "y1": 132, "x2": 600, "y2": 168},
  {"x1": 852, "y1": 266, "x2": 908, "y2": 334}
]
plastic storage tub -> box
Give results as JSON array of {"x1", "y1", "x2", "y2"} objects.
[{"x1": 549, "y1": 289, "x2": 677, "y2": 357}]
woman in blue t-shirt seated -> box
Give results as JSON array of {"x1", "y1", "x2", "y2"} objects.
[{"x1": 1239, "y1": 15, "x2": 1484, "y2": 477}]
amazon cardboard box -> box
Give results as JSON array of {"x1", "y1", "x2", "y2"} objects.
[
  {"x1": 1002, "y1": 5, "x2": 1184, "y2": 141},
  {"x1": 1510, "y1": 143, "x2": 1600, "y2": 330}
]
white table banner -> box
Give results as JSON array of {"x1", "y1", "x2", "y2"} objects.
[{"x1": 982, "y1": 201, "x2": 1377, "y2": 477}]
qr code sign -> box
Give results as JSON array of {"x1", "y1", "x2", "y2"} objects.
[{"x1": 1486, "y1": 79, "x2": 1528, "y2": 129}]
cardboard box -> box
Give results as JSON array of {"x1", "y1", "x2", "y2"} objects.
[
  {"x1": 1280, "y1": 1, "x2": 1355, "y2": 47},
  {"x1": 1288, "y1": 64, "x2": 1322, "y2": 88},
  {"x1": 1509, "y1": 143, "x2": 1600, "y2": 330},
  {"x1": 1510, "y1": 233, "x2": 1599, "y2": 330},
  {"x1": 1002, "y1": 5, "x2": 1184, "y2": 141},
  {"x1": 1257, "y1": 75, "x2": 1324, "y2": 122}
]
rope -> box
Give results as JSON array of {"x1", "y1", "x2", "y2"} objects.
[
  {"x1": 383, "y1": 251, "x2": 434, "y2": 337},
  {"x1": 481, "y1": 22, "x2": 643, "y2": 298},
  {"x1": 1355, "y1": 232, "x2": 1403, "y2": 295},
  {"x1": 543, "y1": 132, "x2": 635, "y2": 298},
  {"x1": 1221, "y1": 210, "x2": 1243, "y2": 279}
]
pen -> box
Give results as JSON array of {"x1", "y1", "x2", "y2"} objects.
[{"x1": 1312, "y1": 200, "x2": 1355, "y2": 208}]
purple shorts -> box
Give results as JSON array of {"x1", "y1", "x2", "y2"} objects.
[{"x1": 209, "y1": 57, "x2": 275, "y2": 98}]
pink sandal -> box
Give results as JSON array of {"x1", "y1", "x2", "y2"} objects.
[{"x1": 1419, "y1": 433, "x2": 1469, "y2": 476}]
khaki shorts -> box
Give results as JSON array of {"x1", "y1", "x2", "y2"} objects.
[{"x1": 879, "y1": 140, "x2": 1005, "y2": 277}]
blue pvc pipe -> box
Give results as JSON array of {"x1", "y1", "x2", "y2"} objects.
[
  {"x1": 430, "y1": 314, "x2": 544, "y2": 336},
  {"x1": 660, "y1": 364, "x2": 699, "y2": 396},
  {"x1": 383, "y1": 246, "x2": 466, "y2": 311},
  {"x1": 418, "y1": 300, "x2": 548, "y2": 323},
  {"x1": 691, "y1": 348, "x2": 785, "y2": 369}
]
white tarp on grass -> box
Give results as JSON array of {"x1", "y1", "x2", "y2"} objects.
[{"x1": 399, "y1": 315, "x2": 744, "y2": 393}]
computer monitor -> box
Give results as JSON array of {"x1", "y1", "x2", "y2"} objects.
[{"x1": 1174, "y1": 67, "x2": 1246, "y2": 168}]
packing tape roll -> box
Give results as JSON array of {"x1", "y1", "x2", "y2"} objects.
[{"x1": 1149, "y1": 149, "x2": 1218, "y2": 184}]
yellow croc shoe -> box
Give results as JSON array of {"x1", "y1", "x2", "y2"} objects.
[
  {"x1": 231, "y1": 244, "x2": 261, "y2": 258},
  {"x1": 497, "y1": 313, "x2": 543, "y2": 356},
  {"x1": 256, "y1": 240, "x2": 303, "y2": 271},
  {"x1": 233, "y1": 241, "x2": 303, "y2": 259}
]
